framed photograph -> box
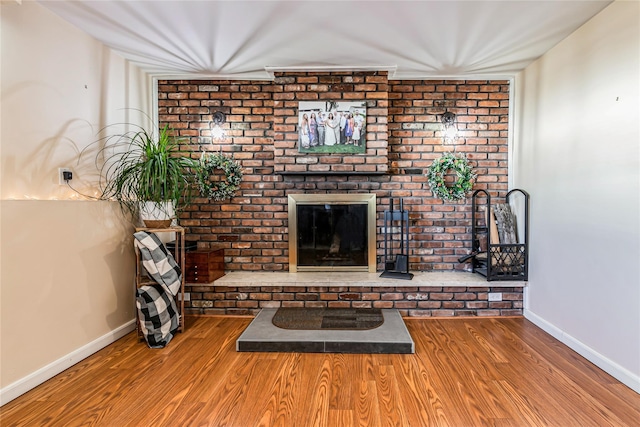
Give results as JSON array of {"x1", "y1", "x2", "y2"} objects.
[{"x1": 297, "y1": 101, "x2": 367, "y2": 154}]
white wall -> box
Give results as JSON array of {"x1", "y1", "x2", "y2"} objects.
[
  {"x1": 1, "y1": 1, "x2": 151, "y2": 403},
  {"x1": 513, "y1": 1, "x2": 639, "y2": 392}
]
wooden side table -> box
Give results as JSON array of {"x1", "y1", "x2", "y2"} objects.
[{"x1": 134, "y1": 226, "x2": 185, "y2": 335}]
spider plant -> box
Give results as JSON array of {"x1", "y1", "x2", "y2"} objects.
[{"x1": 97, "y1": 123, "x2": 198, "y2": 225}]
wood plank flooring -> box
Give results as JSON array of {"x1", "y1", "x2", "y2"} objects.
[{"x1": 1, "y1": 316, "x2": 639, "y2": 426}]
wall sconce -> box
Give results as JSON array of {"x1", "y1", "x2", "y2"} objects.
[
  {"x1": 440, "y1": 110, "x2": 458, "y2": 143},
  {"x1": 211, "y1": 111, "x2": 226, "y2": 140}
]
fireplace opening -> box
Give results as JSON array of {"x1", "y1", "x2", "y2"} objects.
[
  {"x1": 288, "y1": 194, "x2": 376, "y2": 272},
  {"x1": 297, "y1": 203, "x2": 367, "y2": 268}
]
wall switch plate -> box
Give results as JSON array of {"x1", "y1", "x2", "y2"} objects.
[
  {"x1": 58, "y1": 168, "x2": 72, "y2": 185},
  {"x1": 488, "y1": 292, "x2": 502, "y2": 302}
]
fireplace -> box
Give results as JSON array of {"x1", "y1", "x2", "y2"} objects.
[{"x1": 288, "y1": 194, "x2": 377, "y2": 273}]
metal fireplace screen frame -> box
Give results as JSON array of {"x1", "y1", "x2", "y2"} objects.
[{"x1": 288, "y1": 194, "x2": 377, "y2": 273}]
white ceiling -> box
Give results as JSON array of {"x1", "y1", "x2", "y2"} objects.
[{"x1": 40, "y1": 0, "x2": 612, "y2": 80}]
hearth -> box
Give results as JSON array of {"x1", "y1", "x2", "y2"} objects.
[
  {"x1": 236, "y1": 308, "x2": 414, "y2": 354},
  {"x1": 288, "y1": 194, "x2": 376, "y2": 272}
]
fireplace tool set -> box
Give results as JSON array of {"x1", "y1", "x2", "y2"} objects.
[{"x1": 380, "y1": 198, "x2": 413, "y2": 280}]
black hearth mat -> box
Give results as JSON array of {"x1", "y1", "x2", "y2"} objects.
[{"x1": 272, "y1": 308, "x2": 384, "y2": 330}]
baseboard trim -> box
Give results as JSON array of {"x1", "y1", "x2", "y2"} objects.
[
  {"x1": 524, "y1": 309, "x2": 640, "y2": 394},
  {"x1": 0, "y1": 320, "x2": 136, "y2": 406}
]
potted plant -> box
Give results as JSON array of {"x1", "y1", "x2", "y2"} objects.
[{"x1": 97, "y1": 123, "x2": 198, "y2": 227}]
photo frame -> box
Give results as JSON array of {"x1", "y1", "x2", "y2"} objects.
[{"x1": 297, "y1": 101, "x2": 367, "y2": 154}]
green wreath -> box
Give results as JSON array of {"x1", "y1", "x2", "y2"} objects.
[
  {"x1": 196, "y1": 153, "x2": 243, "y2": 201},
  {"x1": 427, "y1": 152, "x2": 476, "y2": 201}
]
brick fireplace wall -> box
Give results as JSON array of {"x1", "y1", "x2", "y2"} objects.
[{"x1": 158, "y1": 73, "x2": 509, "y2": 273}]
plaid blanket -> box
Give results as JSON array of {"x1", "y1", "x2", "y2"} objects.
[
  {"x1": 134, "y1": 231, "x2": 182, "y2": 296},
  {"x1": 134, "y1": 231, "x2": 182, "y2": 347},
  {"x1": 136, "y1": 284, "x2": 179, "y2": 348}
]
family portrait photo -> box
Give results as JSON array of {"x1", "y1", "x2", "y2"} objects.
[{"x1": 297, "y1": 101, "x2": 367, "y2": 154}]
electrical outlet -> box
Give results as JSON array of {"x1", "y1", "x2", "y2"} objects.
[
  {"x1": 488, "y1": 292, "x2": 502, "y2": 302},
  {"x1": 58, "y1": 168, "x2": 72, "y2": 185}
]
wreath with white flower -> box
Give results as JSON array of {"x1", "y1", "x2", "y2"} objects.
[
  {"x1": 427, "y1": 152, "x2": 476, "y2": 201},
  {"x1": 196, "y1": 153, "x2": 243, "y2": 201}
]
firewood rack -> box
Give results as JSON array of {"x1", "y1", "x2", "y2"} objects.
[{"x1": 460, "y1": 189, "x2": 529, "y2": 281}]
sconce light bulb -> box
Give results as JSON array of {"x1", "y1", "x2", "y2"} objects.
[
  {"x1": 211, "y1": 125, "x2": 225, "y2": 140},
  {"x1": 445, "y1": 125, "x2": 458, "y2": 140}
]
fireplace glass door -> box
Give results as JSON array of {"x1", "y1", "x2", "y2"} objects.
[{"x1": 296, "y1": 203, "x2": 368, "y2": 269}]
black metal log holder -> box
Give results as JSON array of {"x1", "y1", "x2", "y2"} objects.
[
  {"x1": 460, "y1": 189, "x2": 530, "y2": 281},
  {"x1": 380, "y1": 198, "x2": 414, "y2": 280}
]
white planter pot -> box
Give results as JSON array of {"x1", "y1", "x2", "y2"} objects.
[{"x1": 140, "y1": 201, "x2": 175, "y2": 228}]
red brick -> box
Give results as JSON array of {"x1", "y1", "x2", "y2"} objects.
[
  {"x1": 339, "y1": 293, "x2": 361, "y2": 301},
  {"x1": 442, "y1": 301, "x2": 465, "y2": 309},
  {"x1": 430, "y1": 293, "x2": 454, "y2": 300},
  {"x1": 249, "y1": 292, "x2": 271, "y2": 300},
  {"x1": 466, "y1": 301, "x2": 489, "y2": 309},
  {"x1": 373, "y1": 301, "x2": 394, "y2": 309},
  {"x1": 305, "y1": 301, "x2": 327, "y2": 308},
  {"x1": 381, "y1": 293, "x2": 403, "y2": 301},
  {"x1": 418, "y1": 301, "x2": 441, "y2": 309},
  {"x1": 395, "y1": 301, "x2": 417, "y2": 309},
  {"x1": 281, "y1": 301, "x2": 304, "y2": 308},
  {"x1": 352, "y1": 301, "x2": 372, "y2": 309},
  {"x1": 431, "y1": 310, "x2": 455, "y2": 317},
  {"x1": 454, "y1": 292, "x2": 477, "y2": 301},
  {"x1": 407, "y1": 310, "x2": 432, "y2": 317},
  {"x1": 327, "y1": 301, "x2": 351, "y2": 308}
]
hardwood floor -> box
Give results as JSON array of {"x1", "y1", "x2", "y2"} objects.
[{"x1": 1, "y1": 316, "x2": 638, "y2": 426}]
